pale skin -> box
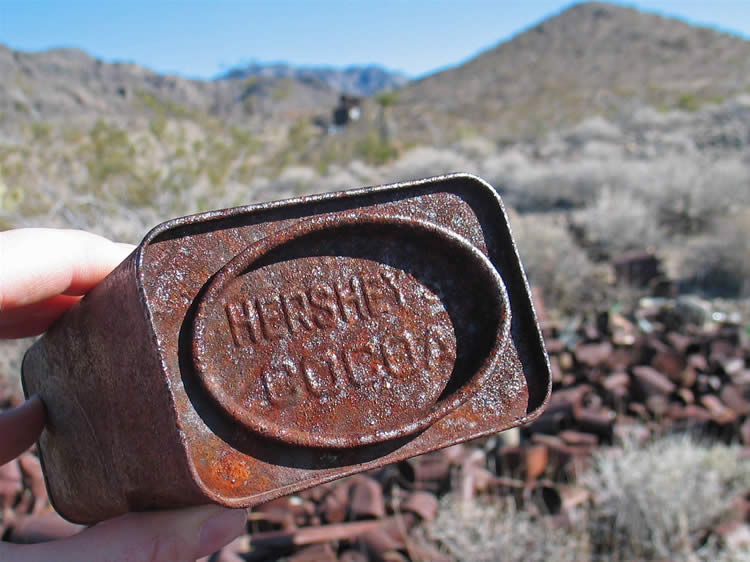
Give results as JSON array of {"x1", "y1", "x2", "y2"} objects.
[{"x1": 0, "y1": 228, "x2": 246, "y2": 561}]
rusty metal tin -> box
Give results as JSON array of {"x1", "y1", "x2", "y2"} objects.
[{"x1": 22, "y1": 173, "x2": 550, "y2": 524}]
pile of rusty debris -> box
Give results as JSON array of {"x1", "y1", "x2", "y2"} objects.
[{"x1": 1, "y1": 295, "x2": 748, "y2": 561}]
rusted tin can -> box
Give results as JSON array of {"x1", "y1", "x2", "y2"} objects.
[{"x1": 22, "y1": 174, "x2": 550, "y2": 523}]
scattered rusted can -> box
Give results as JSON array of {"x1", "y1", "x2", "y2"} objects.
[{"x1": 22, "y1": 173, "x2": 550, "y2": 524}]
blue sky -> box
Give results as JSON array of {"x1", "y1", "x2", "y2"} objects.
[{"x1": 2, "y1": 1, "x2": 749, "y2": 79}]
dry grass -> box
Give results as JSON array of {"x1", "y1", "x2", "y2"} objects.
[
  {"x1": 585, "y1": 435, "x2": 750, "y2": 560},
  {"x1": 0, "y1": 338, "x2": 30, "y2": 396},
  {"x1": 428, "y1": 495, "x2": 590, "y2": 562},
  {"x1": 429, "y1": 435, "x2": 750, "y2": 561},
  {"x1": 511, "y1": 213, "x2": 612, "y2": 316},
  {"x1": 676, "y1": 212, "x2": 750, "y2": 297},
  {"x1": 574, "y1": 188, "x2": 665, "y2": 258}
]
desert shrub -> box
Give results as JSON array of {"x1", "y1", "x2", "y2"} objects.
[
  {"x1": 563, "y1": 116, "x2": 624, "y2": 146},
  {"x1": 314, "y1": 143, "x2": 341, "y2": 175},
  {"x1": 122, "y1": 169, "x2": 161, "y2": 208},
  {"x1": 635, "y1": 156, "x2": 750, "y2": 236},
  {"x1": 287, "y1": 118, "x2": 315, "y2": 154},
  {"x1": 483, "y1": 152, "x2": 750, "y2": 229},
  {"x1": 483, "y1": 157, "x2": 607, "y2": 212},
  {"x1": 375, "y1": 91, "x2": 399, "y2": 108},
  {"x1": 0, "y1": 180, "x2": 23, "y2": 212},
  {"x1": 85, "y1": 119, "x2": 137, "y2": 188},
  {"x1": 354, "y1": 130, "x2": 398, "y2": 166},
  {"x1": 272, "y1": 80, "x2": 293, "y2": 101},
  {"x1": 149, "y1": 116, "x2": 168, "y2": 140},
  {"x1": 512, "y1": 213, "x2": 612, "y2": 315},
  {"x1": 701, "y1": 545, "x2": 750, "y2": 562},
  {"x1": 453, "y1": 136, "x2": 496, "y2": 160},
  {"x1": 344, "y1": 160, "x2": 379, "y2": 185},
  {"x1": 584, "y1": 435, "x2": 750, "y2": 561},
  {"x1": 573, "y1": 188, "x2": 664, "y2": 258},
  {"x1": 30, "y1": 122, "x2": 52, "y2": 141},
  {"x1": 201, "y1": 138, "x2": 237, "y2": 188},
  {"x1": 429, "y1": 495, "x2": 590, "y2": 562},
  {"x1": 383, "y1": 146, "x2": 473, "y2": 182},
  {"x1": 315, "y1": 166, "x2": 361, "y2": 193},
  {"x1": 271, "y1": 166, "x2": 317, "y2": 196},
  {"x1": 62, "y1": 127, "x2": 86, "y2": 144},
  {"x1": 677, "y1": 93, "x2": 701, "y2": 112},
  {"x1": 136, "y1": 89, "x2": 194, "y2": 120},
  {"x1": 676, "y1": 212, "x2": 750, "y2": 297},
  {"x1": 230, "y1": 125, "x2": 261, "y2": 153},
  {"x1": 429, "y1": 436, "x2": 750, "y2": 561}
]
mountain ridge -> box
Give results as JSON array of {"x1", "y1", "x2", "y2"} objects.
[
  {"x1": 3, "y1": 2, "x2": 750, "y2": 142},
  {"x1": 219, "y1": 62, "x2": 409, "y2": 96},
  {"x1": 0, "y1": 44, "x2": 405, "y2": 124}
]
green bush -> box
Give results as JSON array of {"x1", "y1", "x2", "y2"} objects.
[
  {"x1": 376, "y1": 90, "x2": 399, "y2": 108},
  {"x1": 149, "y1": 116, "x2": 168, "y2": 140},
  {"x1": 30, "y1": 122, "x2": 52, "y2": 141},
  {"x1": 202, "y1": 139, "x2": 235, "y2": 188},
  {"x1": 86, "y1": 120, "x2": 137, "y2": 186},
  {"x1": 136, "y1": 89, "x2": 195, "y2": 120},
  {"x1": 230, "y1": 126, "x2": 261, "y2": 152},
  {"x1": 355, "y1": 130, "x2": 398, "y2": 165},
  {"x1": 676, "y1": 93, "x2": 700, "y2": 112},
  {"x1": 272, "y1": 80, "x2": 293, "y2": 101}
]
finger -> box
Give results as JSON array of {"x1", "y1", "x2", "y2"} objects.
[
  {"x1": 1, "y1": 505, "x2": 247, "y2": 562},
  {"x1": 0, "y1": 295, "x2": 80, "y2": 339},
  {"x1": 0, "y1": 396, "x2": 46, "y2": 466},
  {"x1": 0, "y1": 229, "x2": 135, "y2": 311}
]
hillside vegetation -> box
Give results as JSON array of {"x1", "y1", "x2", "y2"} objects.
[
  {"x1": 1, "y1": 0, "x2": 749, "y2": 340},
  {"x1": 394, "y1": 2, "x2": 750, "y2": 140}
]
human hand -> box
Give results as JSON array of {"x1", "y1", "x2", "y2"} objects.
[{"x1": 0, "y1": 228, "x2": 246, "y2": 561}]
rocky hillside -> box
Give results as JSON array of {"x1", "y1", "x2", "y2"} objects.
[
  {"x1": 0, "y1": 45, "x2": 338, "y2": 125},
  {"x1": 390, "y1": 2, "x2": 750, "y2": 140},
  {"x1": 0, "y1": 47, "x2": 407, "y2": 127},
  {"x1": 220, "y1": 62, "x2": 409, "y2": 96},
  {"x1": 4, "y1": 2, "x2": 750, "y2": 142}
]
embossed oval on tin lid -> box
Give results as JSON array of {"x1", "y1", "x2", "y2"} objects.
[{"x1": 192, "y1": 213, "x2": 511, "y2": 448}]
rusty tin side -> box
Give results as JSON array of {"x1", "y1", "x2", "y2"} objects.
[
  {"x1": 23, "y1": 173, "x2": 551, "y2": 523},
  {"x1": 21, "y1": 252, "x2": 206, "y2": 523}
]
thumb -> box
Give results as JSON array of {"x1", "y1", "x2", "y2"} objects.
[
  {"x1": 8, "y1": 505, "x2": 246, "y2": 562},
  {"x1": 0, "y1": 396, "x2": 46, "y2": 465}
]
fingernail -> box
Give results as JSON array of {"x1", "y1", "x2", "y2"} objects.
[{"x1": 197, "y1": 507, "x2": 246, "y2": 557}]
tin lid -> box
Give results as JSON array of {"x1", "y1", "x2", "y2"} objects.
[{"x1": 192, "y1": 212, "x2": 511, "y2": 448}]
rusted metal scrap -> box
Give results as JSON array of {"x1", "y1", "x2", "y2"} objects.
[{"x1": 22, "y1": 173, "x2": 550, "y2": 524}]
